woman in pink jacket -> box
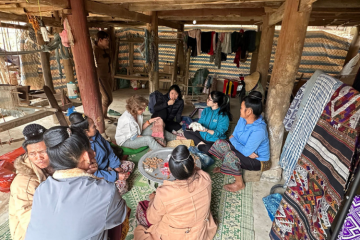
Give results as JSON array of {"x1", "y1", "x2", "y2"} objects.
[{"x1": 134, "y1": 145, "x2": 217, "y2": 240}]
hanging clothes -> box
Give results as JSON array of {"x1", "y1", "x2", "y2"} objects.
[
  {"x1": 231, "y1": 81, "x2": 238, "y2": 98},
  {"x1": 187, "y1": 36, "x2": 197, "y2": 57},
  {"x1": 208, "y1": 32, "x2": 215, "y2": 55},
  {"x1": 188, "y1": 29, "x2": 201, "y2": 56},
  {"x1": 270, "y1": 83, "x2": 360, "y2": 240},
  {"x1": 244, "y1": 30, "x2": 257, "y2": 53},
  {"x1": 280, "y1": 72, "x2": 343, "y2": 186},
  {"x1": 221, "y1": 33, "x2": 232, "y2": 54},
  {"x1": 201, "y1": 32, "x2": 212, "y2": 54}
]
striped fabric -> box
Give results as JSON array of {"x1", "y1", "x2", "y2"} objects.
[
  {"x1": 271, "y1": 84, "x2": 360, "y2": 240},
  {"x1": 280, "y1": 73, "x2": 342, "y2": 186}
]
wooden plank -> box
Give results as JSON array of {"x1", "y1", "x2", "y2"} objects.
[
  {"x1": 44, "y1": 86, "x2": 68, "y2": 126},
  {"x1": 171, "y1": 28, "x2": 182, "y2": 85},
  {"x1": 114, "y1": 74, "x2": 149, "y2": 81},
  {"x1": 268, "y1": 2, "x2": 285, "y2": 26},
  {"x1": 183, "y1": 20, "x2": 259, "y2": 25},
  {"x1": 162, "y1": 16, "x2": 263, "y2": 21},
  {"x1": 0, "y1": 22, "x2": 29, "y2": 30},
  {"x1": 152, "y1": 11, "x2": 159, "y2": 91},
  {"x1": 313, "y1": 0, "x2": 360, "y2": 8},
  {"x1": 157, "y1": 8, "x2": 265, "y2": 17},
  {"x1": 120, "y1": 38, "x2": 177, "y2": 44},
  {"x1": 0, "y1": 110, "x2": 53, "y2": 132},
  {"x1": 104, "y1": 0, "x2": 283, "y2": 3},
  {"x1": 128, "y1": 2, "x2": 282, "y2": 11},
  {"x1": 0, "y1": 11, "x2": 62, "y2": 28},
  {"x1": 88, "y1": 21, "x2": 144, "y2": 28}
]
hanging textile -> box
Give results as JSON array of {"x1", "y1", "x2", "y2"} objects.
[
  {"x1": 221, "y1": 33, "x2": 232, "y2": 54},
  {"x1": 0, "y1": 85, "x2": 24, "y2": 117},
  {"x1": 244, "y1": 30, "x2": 257, "y2": 53},
  {"x1": 187, "y1": 36, "x2": 197, "y2": 57},
  {"x1": 337, "y1": 195, "x2": 360, "y2": 240},
  {"x1": 188, "y1": 29, "x2": 201, "y2": 56},
  {"x1": 280, "y1": 72, "x2": 343, "y2": 186},
  {"x1": 270, "y1": 84, "x2": 360, "y2": 240},
  {"x1": 231, "y1": 81, "x2": 239, "y2": 98},
  {"x1": 201, "y1": 32, "x2": 212, "y2": 54},
  {"x1": 209, "y1": 32, "x2": 215, "y2": 55},
  {"x1": 282, "y1": 82, "x2": 308, "y2": 131}
]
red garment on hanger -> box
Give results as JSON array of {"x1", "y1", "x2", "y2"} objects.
[
  {"x1": 232, "y1": 81, "x2": 239, "y2": 98},
  {"x1": 223, "y1": 79, "x2": 229, "y2": 94},
  {"x1": 208, "y1": 31, "x2": 215, "y2": 55}
]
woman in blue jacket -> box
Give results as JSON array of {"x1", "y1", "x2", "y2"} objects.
[
  {"x1": 209, "y1": 91, "x2": 270, "y2": 192},
  {"x1": 69, "y1": 112, "x2": 134, "y2": 195},
  {"x1": 184, "y1": 91, "x2": 232, "y2": 153}
]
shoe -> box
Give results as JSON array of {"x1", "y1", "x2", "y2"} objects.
[{"x1": 108, "y1": 109, "x2": 121, "y2": 116}]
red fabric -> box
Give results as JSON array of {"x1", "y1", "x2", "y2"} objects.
[
  {"x1": 232, "y1": 81, "x2": 239, "y2": 98},
  {"x1": 0, "y1": 147, "x2": 25, "y2": 163},
  {"x1": 136, "y1": 200, "x2": 152, "y2": 228},
  {"x1": 222, "y1": 80, "x2": 229, "y2": 94},
  {"x1": 234, "y1": 48, "x2": 242, "y2": 68},
  {"x1": 208, "y1": 31, "x2": 215, "y2": 55},
  {"x1": 0, "y1": 147, "x2": 24, "y2": 193}
]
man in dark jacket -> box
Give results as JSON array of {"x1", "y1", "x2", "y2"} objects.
[{"x1": 152, "y1": 85, "x2": 184, "y2": 133}]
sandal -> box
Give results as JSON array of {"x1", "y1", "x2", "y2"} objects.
[{"x1": 108, "y1": 109, "x2": 121, "y2": 116}]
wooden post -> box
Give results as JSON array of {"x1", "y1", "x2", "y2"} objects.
[
  {"x1": 184, "y1": 47, "x2": 191, "y2": 94},
  {"x1": 263, "y1": 0, "x2": 312, "y2": 181},
  {"x1": 107, "y1": 26, "x2": 118, "y2": 90},
  {"x1": 344, "y1": 26, "x2": 360, "y2": 66},
  {"x1": 152, "y1": 11, "x2": 159, "y2": 91},
  {"x1": 67, "y1": 0, "x2": 105, "y2": 134},
  {"x1": 171, "y1": 26, "x2": 183, "y2": 85},
  {"x1": 54, "y1": 11, "x2": 75, "y2": 84},
  {"x1": 36, "y1": 33, "x2": 55, "y2": 94},
  {"x1": 250, "y1": 25, "x2": 261, "y2": 74},
  {"x1": 256, "y1": 13, "x2": 275, "y2": 89}
]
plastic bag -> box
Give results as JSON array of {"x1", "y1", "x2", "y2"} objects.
[
  {"x1": 0, "y1": 147, "x2": 25, "y2": 163},
  {"x1": 0, "y1": 146, "x2": 25, "y2": 192}
]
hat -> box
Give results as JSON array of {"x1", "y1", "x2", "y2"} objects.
[{"x1": 244, "y1": 72, "x2": 260, "y2": 92}]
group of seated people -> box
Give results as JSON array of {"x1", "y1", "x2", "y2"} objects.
[{"x1": 8, "y1": 84, "x2": 270, "y2": 240}]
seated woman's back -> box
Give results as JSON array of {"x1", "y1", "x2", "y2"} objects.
[{"x1": 25, "y1": 127, "x2": 127, "y2": 240}]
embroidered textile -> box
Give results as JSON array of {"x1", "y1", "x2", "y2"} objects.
[
  {"x1": 280, "y1": 74, "x2": 342, "y2": 186},
  {"x1": 115, "y1": 160, "x2": 135, "y2": 195},
  {"x1": 151, "y1": 118, "x2": 166, "y2": 147},
  {"x1": 337, "y1": 195, "x2": 360, "y2": 240},
  {"x1": 136, "y1": 200, "x2": 151, "y2": 228},
  {"x1": 271, "y1": 84, "x2": 360, "y2": 240},
  {"x1": 283, "y1": 82, "x2": 307, "y2": 131}
]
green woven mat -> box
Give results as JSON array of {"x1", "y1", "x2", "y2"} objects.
[
  {"x1": 0, "y1": 220, "x2": 11, "y2": 240},
  {"x1": 123, "y1": 150, "x2": 255, "y2": 240}
]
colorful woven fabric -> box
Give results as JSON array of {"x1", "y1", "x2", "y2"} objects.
[
  {"x1": 115, "y1": 160, "x2": 135, "y2": 195},
  {"x1": 283, "y1": 82, "x2": 307, "y2": 131},
  {"x1": 337, "y1": 195, "x2": 360, "y2": 240},
  {"x1": 271, "y1": 84, "x2": 360, "y2": 240},
  {"x1": 280, "y1": 73, "x2": 342, "y2": 186},
  {"x1": 136, "y1": 200, "x2": 151, "y2": 228},
  {"x1": 151, "y1": 118, "x2": 166, "y2": 147}
]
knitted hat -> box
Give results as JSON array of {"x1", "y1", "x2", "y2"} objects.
[
  {"x1": 23, "y1": 124, "x2": 47, "y2": 140},
  {"x1": 244, "y1": 72, "x2": 260, "y2": 92}
]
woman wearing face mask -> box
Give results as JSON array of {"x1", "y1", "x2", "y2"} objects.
[
  {"x1": 184, "y1": 91, "x2": 232, "y2": 153},
  {"x1": 151, "y1": 85, "x2": 184, "y2": 134},
  {"x1": 115, "y1": 95, "x2": 181, "y2": 150},
  {"x1": 25, "y1": 126, "x2": 127, "y2": 240},
  {"x1": 70, "y1": 112, "x2": 134, "y2": 195},
  {"x1": 209, "y1": 91, "x2": 270, "y2": 192}
]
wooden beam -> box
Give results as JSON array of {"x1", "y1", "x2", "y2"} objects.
[
  {"x1": 312, "y1": 0, "x2": 360, "y2": 8},
  {"x1": 157, "y1": 8, "x2": 265, "y2": 17},
  {"x1": 87, "y1": 21, "x2": 144, "y2": 28},
  {"x1": 0, "y1": 11, "x2": 62, "y2": 28},
  {"x1": 299, "y1": 0, "x2": 317, "y2": 12},
  {"x1": 256, "y1": 13, "x2": 275, "y2": 88},
  {"x1": 128, "y1": 2, "x2": 282, "y2": 11},
  {"x1": 157, "y1": 18, "x2": 182, "y2": 30},
  {"x1": 312, "y1": 8, "x2": 360, "y2": 14},
  {"x1": 151, "y1": 11, "x2": 159, "y2": 92},
  {"x1": 36, "y1": 32, "x2": 55, "y2": 94},
  {"x1": 0, "y1": 110, "x2": 53, "y2": 132},
  {"x1": 250, "y1": 25, "x2": 260, "y2": 74},
  {"x1": 344, "y1": 26, "x2": 360, "y2": 66},
  {"x1": 162, "y1": 16, "x2": 262, "y2": 21},
  {"x1": 264, "y1": 0, "x2": 311, "y2": 180},
  {"x1": 183, "y1": 20, "x2": 259, "y2": 25},
  {"x1": 129, "y1": 42, "x2": 134, "y2": 74},
  {"x1": 269, "y1": 2, "x2": 285, "y2": 26},
  {"x1": 101, "y1": 0, "x2": 284, "y2": 3},
  {"x1": 0, "y1": 22, "x2": 29, "y2": 30},
  {"x1": 120, "y1": 38, "x2": 177, "y2": 44}
]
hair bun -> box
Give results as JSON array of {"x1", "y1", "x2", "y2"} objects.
[
  {"x1": 248, "y1": 91, "x2": 263, "y2": 101},
  {"x1": 43, "y1": 126, "x2": 71, "y2": 148},
  {"x1": 23, "y1": 124, "x2": 47, "y2": 140}
]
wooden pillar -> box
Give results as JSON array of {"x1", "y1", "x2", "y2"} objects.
[
  {"x1": 263, "y1": 0, "x2": 311, "y2": 181},
  {"x1": 54, "y1": 11, "x2": 74, "y2": 84},
  {"x1": 256, "y1": 13, "x2": 275, "y2": 89},
  {"x1": 36, "y1": 33, "x2": 55, "y2": 94},
  {"x1": 107, "y1": 26, "x2": 118, "y2": 90},
  {"x1": 184, "y1": 47, "x2": 191, "y2": 94},
  {"x1": 250, "y1": 25, "x2": 261, "y2": 74},
  {"x1": 67, "y1": 0, "x2": 105, "y2": 134},
  {"x1": 344, "y1": 26, "x2": 360, "y2": 66},
  {"x1": 151, "y1": 11, "x2": 159, "y2": 92},
  {"x1": 171, "y1": 26, "x2": 183, "y2": 85}
]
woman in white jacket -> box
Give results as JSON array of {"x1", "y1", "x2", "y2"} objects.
[{"x1": 115, "y1": 95, "x2": 178, "y2": 150}]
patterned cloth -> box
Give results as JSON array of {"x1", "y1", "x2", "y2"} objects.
[
  {"x1": 280, "y1": 73, "x2": 343, "y2": 186},
  {"x1": 283, "y1": 82, "x2": 307, "y2": 131},
  {"x1": 115, "y1": 160, "x2": 135, "y2": 195},
  {"x1": 338, "y1": 195, "x2": 360, "y2": 240},
  {"x1": 271, "y1": 84, "x2": 360, "y2": 240},
  {"x1": 151, "y1": 118, "x2": 166, "y2": 147},
  {"x1": 136, "y1": 200, "x2": 151, "y2": 228}
]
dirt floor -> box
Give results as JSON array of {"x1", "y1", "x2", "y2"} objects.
[{"x1": 0, "y1": 88, "x2": 281, "y2": 239}]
